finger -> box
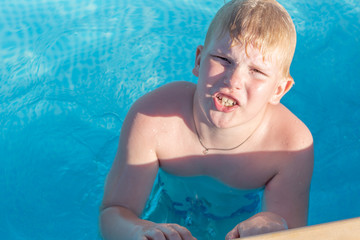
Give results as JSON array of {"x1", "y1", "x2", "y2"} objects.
[
  {"x1": 225, "y1": 225, "x2": 240, "y2": 240},
  {"x1": 170, "y1": 224, "x2": 194, "y2": 240},
  {"x1": 157, "y1": 224, "x2": 182, "y2": 240},
  {"x1": 144, "y1": 228, "x2": 166, "y2": 240}
]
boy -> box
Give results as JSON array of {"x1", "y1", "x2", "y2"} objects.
[{"x1": 99, "y1": 0, "x2": 314, "y2": 239}]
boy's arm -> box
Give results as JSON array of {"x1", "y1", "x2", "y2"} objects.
[
  {"x1": 262, "y1": 143, "x2": 314, "y2": 228},
  {"x1": 99, "y1": 97, "x2": 195, "y2": 240},
  {"x1": 226, "y1": 143, "x2": 314, "y2": 239}
]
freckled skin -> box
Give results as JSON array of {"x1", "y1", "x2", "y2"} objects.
[{"x1": 99, "y1": 34, "x2": 313, "y2": 240}]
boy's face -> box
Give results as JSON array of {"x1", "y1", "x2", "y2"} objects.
[{"x1": 193, "y1": 33, "x2": 292, "y2": 129}]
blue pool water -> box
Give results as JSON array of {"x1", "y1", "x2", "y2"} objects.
[{"x1": 0, "y1": 0, "x2": 359, "y2": 239}]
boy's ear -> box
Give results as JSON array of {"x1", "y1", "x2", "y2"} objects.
[
  {"x1": 269, "y1": 76, "x2": 294, "y2": 104},
  {"x1": 192, "y1": 45, "x2": 204, "y2": 77}
]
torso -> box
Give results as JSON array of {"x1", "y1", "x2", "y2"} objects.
[
  {"x1": 138, "y1": 81, "x2": 308, "y2": 189},
  {"x1": 128, "y1": 81, "x2": 313, "y2": 238}
]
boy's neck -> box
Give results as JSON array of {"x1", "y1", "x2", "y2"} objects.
[{"x1": 192, "y1": 103, "x2": 268, "y2": 153}]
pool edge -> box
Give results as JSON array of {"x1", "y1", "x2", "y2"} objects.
[{"x1": 238, "y1": 217, "x2": 360, "y2": 240}]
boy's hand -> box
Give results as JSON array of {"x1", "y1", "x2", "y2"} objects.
[
  {"x1": 225, "y1": 212, "x2": 288, "y2": 239},
  {"x1": 137, "y1": 223, "x2": 197, "y2": 240}
]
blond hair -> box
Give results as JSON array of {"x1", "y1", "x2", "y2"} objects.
[{"x1": 204, "y1": 0, "x2": 296, "y2": 77}]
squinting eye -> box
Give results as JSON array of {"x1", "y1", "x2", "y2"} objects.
[
  {"x1": 251, "y1": 68, "x2": 264, "y2": 75},
  {"x1": 218, "y1": 56, "x2": 231, "y2": 64},
  {"x1": 212, "y1": 55, "x2": 231, "y2": 64}
]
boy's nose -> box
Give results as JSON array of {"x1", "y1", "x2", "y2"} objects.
[{"x1": 224, "y1": 67, "x2": 244, "y2": 90}]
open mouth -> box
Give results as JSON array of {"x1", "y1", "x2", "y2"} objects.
[{"x1": 215, "y1": 93, "x2": 238, "y2": 107}]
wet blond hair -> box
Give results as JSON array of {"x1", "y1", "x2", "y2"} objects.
[{"x1": 204, "y1": 0, "x2": 296, "y2": 78}]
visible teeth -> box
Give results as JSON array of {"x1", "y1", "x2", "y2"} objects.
[{"x1": 218, "y1": 95, "x2": 236, "y2": 106}]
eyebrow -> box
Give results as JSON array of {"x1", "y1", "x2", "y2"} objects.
[
  {"x1": 249, "y1": 56, "x2": 272, "y2": 70},
  {"x1": 210, "y1": 49, "x2": 273, "y2": 76},
  {"x1": 209, "y1": 49, "x2": 228, "y2": 55}
]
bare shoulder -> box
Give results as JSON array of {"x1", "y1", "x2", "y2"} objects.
[
  {"x1": 268, "y1": 104, "x2": 313, "y2": 152},
  {"x1": 130, "y1": 81, "x2": 196, "y2": 115},
  {"x1": 122, "y1": 81, "x2": 196, "y2": 148}
]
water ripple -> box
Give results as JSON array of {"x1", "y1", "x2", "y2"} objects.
[{"x1": 1, "y1": 0, "x2": 360, "y2": 239}]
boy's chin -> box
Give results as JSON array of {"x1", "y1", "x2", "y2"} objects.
[{"x1": 208, "y1": 111, "x2": 239, "y2": 129}]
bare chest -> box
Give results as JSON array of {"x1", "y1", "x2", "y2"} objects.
[
  {"x1": 157, "y1": 142, "x2": 282, "y2": 189},
  {"x1": 154, "y1": 111, "x2": 286, "y2": 190}
]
